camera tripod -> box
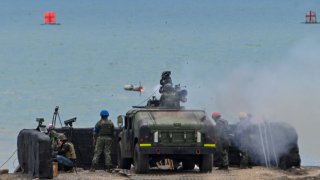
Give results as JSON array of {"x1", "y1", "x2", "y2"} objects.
[{"x1": 52, "y1": 106, "x2": 63, "y2": 128}]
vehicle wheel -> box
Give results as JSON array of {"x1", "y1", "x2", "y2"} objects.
[
  {"x1": 117, "y1": 142, "x2": 132, "y2": 169},
  {"x1": 199, "y1": 154, "x2": 213, "y2": 173},
  {"x1": 291, "y1": 153, "x2": 301, "y2": 168},
  {"x1": 182, "y1": 160, "x2": 195, "y2": 170},
  {"x1": 279, "y1": 155, "x2": 288, "y2": 169},
  {"x1": 134, "y1": 144, "x2": 149, "y2": 174},
  {"x1": 279, "y1": 153, "x2": 301, "y2": 169}
]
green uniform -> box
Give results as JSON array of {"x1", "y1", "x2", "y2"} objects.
[
  {"x1": 48, "y1": 130, "x2": 59, "y2": 151},
  {"x1": 214, "y1": 118, "x2": 230, "y2": 168},
  {"x1": 91, "y1": 119, "x2": 114, "y2": 167},
  {"x1": 57, "y1": 141, "x2": 77, "y2": 170}
]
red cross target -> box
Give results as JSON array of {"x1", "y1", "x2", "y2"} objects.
[
  {"x1": 305, "y1": 11, "x2": 317, "y2": 23},
  {"x1": 44, "y1": 12, "x2": 56, "y2": 24}
]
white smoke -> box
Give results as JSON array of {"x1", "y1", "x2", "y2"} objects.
[
  {"x1": 185, "y1": 37, "x2": 320, "y2": 166},
  {"x1": 215, "y1": 39, "x2": 320, "y2": 165},
  {"x1": 232, "y1": 119, "x2": 299, "y2": 167}
]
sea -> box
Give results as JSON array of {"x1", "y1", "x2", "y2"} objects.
[{"x1": 0, "y1": 0, "x2": 319, "y2": 171}]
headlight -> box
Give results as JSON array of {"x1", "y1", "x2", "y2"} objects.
[
  {"x1": 154, "y1": 131, "x2": 159, "y2": 143},
  {"x1": 197, "y1": 131, "x2": 201, "y2": 143}
]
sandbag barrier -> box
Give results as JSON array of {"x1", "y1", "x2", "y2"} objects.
[{"x1": 17, "y1": 129, "x2": 53, "y2": 179}]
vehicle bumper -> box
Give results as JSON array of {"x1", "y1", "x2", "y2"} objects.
[{"x1": 139, "y1": 146, "x2": 215, "y2": 155}]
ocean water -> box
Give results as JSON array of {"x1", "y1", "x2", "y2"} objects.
[{"x1": 0, "y1": 0, "x2": 319, "y2": 171}]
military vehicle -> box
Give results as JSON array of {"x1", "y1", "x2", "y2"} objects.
[
  {"x1": 16, "y1": 71, "x2": 215, "y2": 178},
  {"x1": 15, "y1": 71, "x2": 301, "y2": 179},
  {"x1": 116, "y1": 71, "x2": 216, "y2": 173}
]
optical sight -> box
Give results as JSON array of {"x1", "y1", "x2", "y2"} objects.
[{"x1": 64, "y1": 117, "x2": 77, "y2": 127}]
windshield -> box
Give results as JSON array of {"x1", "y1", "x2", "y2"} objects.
[{"x1": 149, "y1": 111, "x2": 205, "y2": 121}]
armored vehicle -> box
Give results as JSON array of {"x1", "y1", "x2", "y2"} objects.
[{"x1": 116, "y1": 71, "x2": 216, "y2": 173}]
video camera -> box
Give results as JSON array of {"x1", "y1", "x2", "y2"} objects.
[
  {"x1": 36, "y1": 118, "x2": 44, "y2": 125},
  {"x1": 64, "y1": 117, "x2": 77, "y2": 127},
  {"x1": 36, "y1": 118, "x2": 47, "y2": 133},
  {"x1": 54, "y1": 106, "x2": 59, "y2": 114}
]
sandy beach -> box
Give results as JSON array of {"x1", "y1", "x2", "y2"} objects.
[{"x1": 1, "y1": 166, "x2": 320, "y2": 180}]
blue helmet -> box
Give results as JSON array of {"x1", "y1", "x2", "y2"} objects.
[{"x1": 100, "y1": 110, "x2": 109, "y2": 117}]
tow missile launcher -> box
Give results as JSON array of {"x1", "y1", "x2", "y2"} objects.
[
  {"x1": 146, "y1": 71, "x2": 188, "y2": 108},
  {"x1": 117, "y1": 71, "x2": 216, "y2": 174}
]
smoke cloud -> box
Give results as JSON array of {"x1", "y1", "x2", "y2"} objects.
[
  {"x1": 232, "y1": 119, "x2": 299, "y2": 167},
  {"x1": 184, "y1": 37, "x2": 320, "y2": 165}
]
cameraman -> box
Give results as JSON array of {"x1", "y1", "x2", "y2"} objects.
[{"x1": 56, "y1": 134, "x2": 77, "y2": 171}]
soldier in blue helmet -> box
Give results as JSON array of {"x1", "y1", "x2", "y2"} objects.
[{"x1": 90, "y1": 110, "x2": 114, "y2": 172}]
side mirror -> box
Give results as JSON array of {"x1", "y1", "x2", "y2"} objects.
[{"x1": 117, "y1": 115, "x2": 124, "y2": 128}]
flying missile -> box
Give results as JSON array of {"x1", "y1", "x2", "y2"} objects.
[{"x1": 124, "y1": 83, "x2": 144, "y2": 95}]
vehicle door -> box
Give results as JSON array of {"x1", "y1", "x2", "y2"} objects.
[{"x1": 122, "y1": 115, "x2": 134, "y2": 158}]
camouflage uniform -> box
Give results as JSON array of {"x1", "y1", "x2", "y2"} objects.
[
  {"x1": 48, "y1": 130, "x2": 59, "y2": 151},
  {"x1": 214, "y1": 117, "x2": 230, "y2": 169},
  {"x1": 56, "y1": 135, "x2": 77, "y2": 170},
  {"x1": 91, "y1": 118, "x2": 114, "y2": 168}
]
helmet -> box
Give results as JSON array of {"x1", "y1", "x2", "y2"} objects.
[
  {"x1": 100, "y1": 110, "x2": 109, "y2": 117},
  {"x1": 58, "y1": 134, "x2": 67, "y2": 141},
  {"x1": 239, "y1": 112, "x2": 248, "y2": 120},
  {"x1": 212, "y1": 112, "x2": 221, "y2": 119},
  {"x1": 47, "y1": 124, "x2": 54, "y2": 130}
]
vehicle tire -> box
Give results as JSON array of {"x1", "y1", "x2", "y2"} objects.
[
  {"x1": 279, "y1": 152, "x2": 301, "y2": 169},
  {"x1": 291, "y1": 153, "x2": 301, "y2": 168},
  {"x1": 279, "y1": 155, "x2": 288, "y2": 169},
  {"x1": 117, "y1": 142, "x2": 131, "y2": 169},
  {"x1": 134, "y1": 144, "x2": 149, "y2": 174},
  {"x1": 182, "y1": 160, "x2": 195, "y2": 170},
  {"x1": 199, "y1": 154, "x2": 213, "y2": 173}
]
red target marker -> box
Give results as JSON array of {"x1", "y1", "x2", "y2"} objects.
[
  {"x1": 45, "y1": 12, "x2": 55, "y2": 24},
  {"x1": 305, "y1": 11, "x2": 317, "y2": 23},
  {"x1": 41, "y1": 11, "x2": 60, "y2": 25}
]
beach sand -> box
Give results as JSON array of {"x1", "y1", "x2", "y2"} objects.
[{"x1": 1, "y1": 166, "x2": 320, "y2": 180}]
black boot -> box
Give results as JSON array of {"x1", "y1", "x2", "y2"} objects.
[{"x1": 105, "y1": 165, "x2": 113, "y2": 173}]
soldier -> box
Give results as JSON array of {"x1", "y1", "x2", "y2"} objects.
[
  {"x1": 90, "y1": 110, "x2": 114, "y2": 172},
  {"x1": 47, "y1": 124, "x2": 59, "y2": 151},
  {"x1": 212, "y1": 112, "x2": 230, "y2": 170},
  {"x1": 56, "y1": 134, "x2": 77, "y2": 171},
  {"x1": 236, "y1": 112, "x2": 252, "y2": 168}
]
